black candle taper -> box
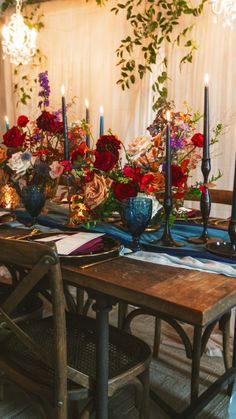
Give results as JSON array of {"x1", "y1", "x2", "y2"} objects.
[
  {"x1": 203, "y1": 73, "x2": 210, "y2": 160},
  {"x1": 85, "y1": 98, "x2": 90, "y2": 148},
  {"x1": 61, "y1": 85, "x2": 69, "y2": 161}
]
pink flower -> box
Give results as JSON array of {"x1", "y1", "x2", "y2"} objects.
[{"x1": 49, "y1": 161, "x2": 64, "y2": 179}]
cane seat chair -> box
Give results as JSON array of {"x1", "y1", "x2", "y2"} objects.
[{"x1": 0, "y1": 238, "x2": 151, "y2": 418}]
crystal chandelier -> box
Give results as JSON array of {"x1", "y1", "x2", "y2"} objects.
[
  {"x1": 210, "y1": 0, "x2": 236, "y2": 28},
  {"x1": 2, "y1": 0, "x2": 37, "y2": 65}
]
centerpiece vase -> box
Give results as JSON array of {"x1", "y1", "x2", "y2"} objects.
[{"x1": 21, "y1": 184, "x2": 46, "y2": 223}]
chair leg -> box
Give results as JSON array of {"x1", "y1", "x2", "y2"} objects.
[
  {"x1": 79, "y1": 398, "x2": 94, "y2": 419},
  {"x1": 117, "y1": 302, "x2": 129, "y2": 329},
  {"x1": 219, "y1": 311, "x2": 231, "y2": 371},
  {"x1": 139, "y1": 369, "x2": 150, "y2": 419},
  {"x1": 153, "y1": 317, "x2": 162, "y2": 358}
]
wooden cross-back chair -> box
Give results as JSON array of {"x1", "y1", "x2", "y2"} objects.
[{"x1": 0, "y1": 238, "x2": 152, "y2": 419}]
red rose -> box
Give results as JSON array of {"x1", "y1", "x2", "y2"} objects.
[
  {"x1": 84, "y1": 168, "x2": 94, "y2": 182},
  {"x1": 171, "y1": 164, "x2": 188, "y2": 188},
  {"x1": 96, "y1": 135, "x2": 121, "y2": 155},
  {"x1": 17, "y1": 115, "x2": 29, "y2": 128},
  {"x1": 113, "y1": 182, "x2": 137, "y2": 201},
  {"x1": 3, "y1": 126, "x2": 26, "y2": 148},
  {"x1": 191, "y1": 133, "x2": 204, "y2": 147},
  {"x1": 94, "y1": 150, "x2": 118, "y2": 171},
  {"x1": 36, "y1": 111, "x2": 63, "y2": 134},
  {"x1": 140, "y1": 173, "x2": 155, "y2": 191},
  {"x1": 71, "y1": 142, "x2": 87, "y2": 163},
  {"x1": 123, "y1": 165, "x2": 142, "y2": 183}
]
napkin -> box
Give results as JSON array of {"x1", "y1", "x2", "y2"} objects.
[
  {"x1": 70, "y1": 237, "x2": 104, "y2": 255},
  {"x1": 36, "y1": 232, "x2": 105, "y2": 255}
]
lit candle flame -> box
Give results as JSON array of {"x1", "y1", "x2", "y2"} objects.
[
  {"x1": 85, "y1": 99, "x2": 89, "y2": 109},
  {"x1": 204, "y1": 73, "x2": 209, "y2": 86},
  {"x1": 61, "y1": 85, "x2": 65, "y2": 96},
  {"x1": 100, "y1": 106, "x2": 104, "y2": 115},
  {"x1": 166, "y1": 110, "x2": 171, "y2": 122},
  {"x1": 4, "y1": 115, "x2": 9, "y2": 124}
]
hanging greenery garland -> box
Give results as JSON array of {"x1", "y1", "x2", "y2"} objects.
[
  {"x1": 96, "y1": 0, "x2": 207, "y2": 110},
  {"x1": 1, "y1": 0, "x2": 207, "y2": 109}
]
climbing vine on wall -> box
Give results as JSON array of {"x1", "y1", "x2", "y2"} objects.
[
  {"x1": 96, "y1": 0, "x2": 207, "y2": 110},
  {"x1": 1, "y1": 0, "x2": 207, "y2": 109}
]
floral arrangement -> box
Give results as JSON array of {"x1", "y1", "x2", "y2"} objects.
[
  {"x1": 0, "y1": 71, "x2": 88, "y2": 194},
  {"x1": 69, "y1": 102, "x2": 222, "y2": 226},
  {"x1": 127, "y1": 106, "x2": 222, "y2": 205}
]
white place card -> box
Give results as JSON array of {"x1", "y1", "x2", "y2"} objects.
[
  {"x1": 54, "y1": 232, "x2": 104, "y2": 255},
  {"x1": 35, "y1": 234, "x2": 68, "y2": 243}
]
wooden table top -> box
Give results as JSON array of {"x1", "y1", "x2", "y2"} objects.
[
  {"x1": 62, "y1": 257, "x2": 236, "y2": 327},
  {"x1": 0, "y1": 226, "x2": 235, "y2": 328}
]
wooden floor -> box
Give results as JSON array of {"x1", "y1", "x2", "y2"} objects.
[{"x1": 0, "y1": 311, "x2": 231, "y2": 418}]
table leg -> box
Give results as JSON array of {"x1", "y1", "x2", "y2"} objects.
[
  {"x1": 93, "y1": 294, "x2": 112, "y2": 419},
  {"x1": 191, "y1": 325, "x2": 202, "y2": 404}
]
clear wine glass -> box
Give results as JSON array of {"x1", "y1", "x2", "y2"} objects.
[{"x1": 121, "y1": 197, "x2": 152, "y2": 251}]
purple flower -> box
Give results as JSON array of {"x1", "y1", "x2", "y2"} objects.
[
  {"x1": 32, "y1": 132, "x2": 41, "y2": 142},
  {"x1": 170, "y1": 135, "x2": 185, "y2": 150},
  {"x1": 38, "y1": 71, "x2": 51, "y2": 110}
]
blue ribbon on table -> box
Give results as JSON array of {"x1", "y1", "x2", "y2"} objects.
[{"x1": 12, "y1": 203, "x2": 233, "y2": 265}]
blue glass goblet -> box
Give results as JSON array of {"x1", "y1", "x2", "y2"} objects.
[
  {"x1": 121, "y1": 197, "x2": 153, "y2": 251},
  {"x1": 21, "y1": 185, "x2": 45, "y2": 225}
]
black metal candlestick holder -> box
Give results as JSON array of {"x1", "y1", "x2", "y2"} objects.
[
  {"x1": 188, "y1": 158, "x2": 219, "y2": 244},
  {"x1": 151, "y1": 193, "x2": 184, "y2": 247}
]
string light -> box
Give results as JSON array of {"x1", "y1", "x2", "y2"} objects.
[{"x1": 2, "y1": 0, "x2": 37, "y2": 65}]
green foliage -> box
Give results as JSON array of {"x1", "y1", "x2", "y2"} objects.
[
  {"x1": 106, "y1": 0, "x2": 207, "y2": 110},
  {"x1": 1, "y1": 0, "x2": 207, "y2": 110}
]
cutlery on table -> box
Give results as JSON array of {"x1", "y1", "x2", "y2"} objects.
[{"x1": 6, "y1": 228, "x2": 40, "y2": 240}]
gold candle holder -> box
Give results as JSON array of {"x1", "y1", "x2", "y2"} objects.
[{"x1": 0, "y1": 184, "x2": 20, "y2": 210}]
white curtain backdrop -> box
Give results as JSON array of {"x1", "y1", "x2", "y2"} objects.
[{"x1": 0, "y1": 0, "x2": 235, "y2": 217}]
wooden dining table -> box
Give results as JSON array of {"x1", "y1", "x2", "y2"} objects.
[
  {"x1": 0, "y1": 222, "x2": 235, "y2": 418},
  {"x1": 61, "y1": 256, "x2": 236, "y2": 419}
]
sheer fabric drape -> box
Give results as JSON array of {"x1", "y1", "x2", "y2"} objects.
[{"x1": 0, "y1": 0, "x2": 235, "y2": 217}]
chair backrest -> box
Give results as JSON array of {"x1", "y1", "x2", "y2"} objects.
[
  {"x1": 185, "y1": 189, "x2": 232, "y2": 205},
  {"x1": 0, "y1": 238, "x2": 67, "y2": 418}
]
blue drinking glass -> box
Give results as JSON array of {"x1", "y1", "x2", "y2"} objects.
[
  {"x1": 121, "y1": 197, "x2": 153, "y2": 251},
  {"x1": 21, "y1": 185, "x2": 45, "y2": 224}
]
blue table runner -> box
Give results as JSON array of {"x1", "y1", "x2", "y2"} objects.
[{"x1": 13, "y1": 203, "x2": 233, "y2": 265}]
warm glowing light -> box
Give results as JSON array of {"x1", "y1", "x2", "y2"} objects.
[
  {"x1": 85, "y1": 99, "x2": 89, "y2": 109},
  {"x1": 204, "y1": 73, "x2": 209, "y2": 86},
  {"x1": 61, "y1": 85, "x2": 65, "y2": 96},
  {"x1": 2, "y1": 0, "x2": 37, "y2": 65},
  {"x1": 166, "y1": 110, "x2": 171, "y2": 122},
  {"x1": 4, "y1": 116, "x2": 9, "y2": 124},
  {"x1": 100, "y1": 106, "x2": 104, "y2": 115},
  {"x1": 210, "y1": 0, "x2": 236, "y2": 28}
]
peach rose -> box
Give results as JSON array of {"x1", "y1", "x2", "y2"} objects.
[
  {"x1": 0, "y1": 146, "x2": 7, "y2": 164},
  {"x1": 84, "y1": 174, "x2": 112, "y2": 209},
  {"x1": 127, "y1": 135, "x2": 152, "y2": 157},
  {"x1": 49, "y1": 161, "x2": 64, "y2": 179}
]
